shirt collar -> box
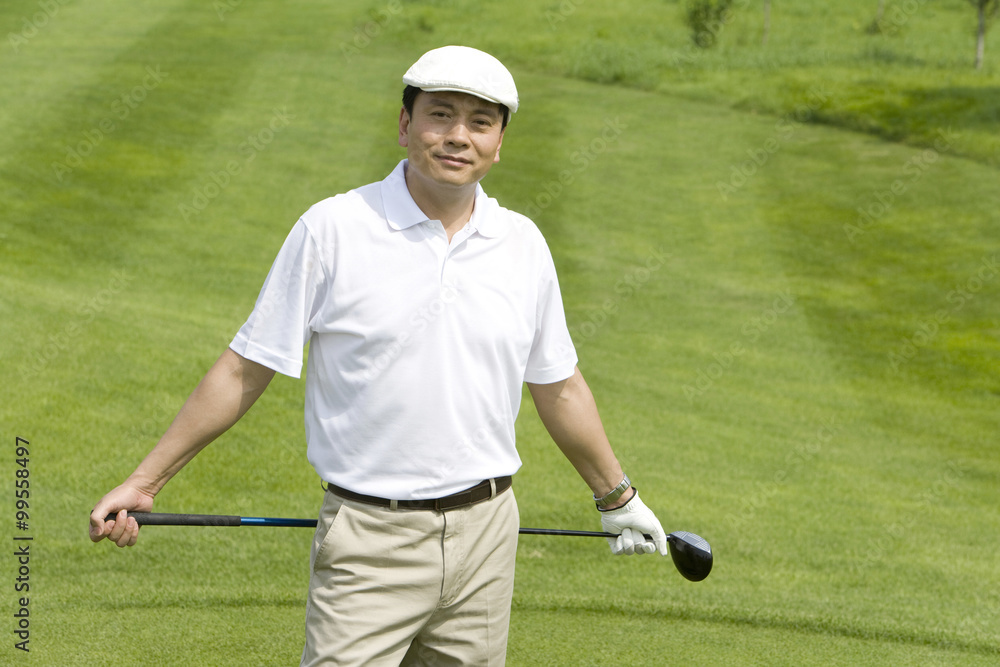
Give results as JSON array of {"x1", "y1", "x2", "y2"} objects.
[
  {"x1": 382, "y1": 160, "x2": 428, "y2": 232},
  {"x1": 381, "y1": 160, "x2": 506, "y2": 239}
]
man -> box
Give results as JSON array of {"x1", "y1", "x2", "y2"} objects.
[{"x1": 90, "y1": 45, "x2": 668, "y2": 666}]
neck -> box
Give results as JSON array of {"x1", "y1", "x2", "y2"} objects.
[{"x1": 404, "y1": 168, "x2": 477, "y2": 241}]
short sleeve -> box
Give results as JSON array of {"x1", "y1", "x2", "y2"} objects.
[
  {"x1": 229, "y1": 219, "x2": 327, "y2": 378},
  {"x1": 523, "y1": 242, "x2": 578, "y2": 384}
]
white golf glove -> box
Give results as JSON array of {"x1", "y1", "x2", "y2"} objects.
[{"x1": 599, "y1": 491, "x2": 668, "y2": 556}]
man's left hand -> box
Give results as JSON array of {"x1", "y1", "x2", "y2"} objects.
[{"x1": 599, "y1": 491, "x2": 668, "y2": 556}]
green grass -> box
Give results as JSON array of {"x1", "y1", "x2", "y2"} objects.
[{"x1": 2, "y1": 0, "x2": 998, "y2": 664}]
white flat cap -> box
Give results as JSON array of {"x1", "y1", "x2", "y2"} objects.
[{"x1": 403, "y1": 45, "x2": 519, "y2": 114}]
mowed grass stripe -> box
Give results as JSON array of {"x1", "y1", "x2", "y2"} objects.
[
  {"x1": 2, "y1": 2, "x2": 367, "y2": 415},
  {"x1": 752, "y1": 132, "x2": 999, "y2": 396},
  {"x1": 0, "y1": 1, "x2": 271, "y2": 279},
  {"x1": 0, "y1": 0, "x2": 182, "y2": 163},
  {"x1": 1, "y1": 1, "x2": 273, "y2": 471}
]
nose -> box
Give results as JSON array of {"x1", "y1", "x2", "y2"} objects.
[{"x1": 445, "y1": 121, "x2": 471, "y2": 147}]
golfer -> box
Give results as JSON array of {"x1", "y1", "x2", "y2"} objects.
[{"x1": 90, "y1": 45, "x2": 669, "y2": 666}]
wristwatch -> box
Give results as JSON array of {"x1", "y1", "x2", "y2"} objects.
[{"x1": 594, "y1": 473, "x2": 631, "y2": 509}]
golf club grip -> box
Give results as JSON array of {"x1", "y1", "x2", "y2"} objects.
[{"x1": 106, "y1": 512, "x2": 241, "y2": 526}]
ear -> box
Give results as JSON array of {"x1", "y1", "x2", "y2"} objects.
[
  {"x1": 398, "y1": 107, "x2": 410, "y2": 148},
  {"x1": 493, "y1": 128, "x2": 505, "y2": 164}
]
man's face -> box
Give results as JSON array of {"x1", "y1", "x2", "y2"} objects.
[{"x1": 398, "y1": 90, "x2": 505, "y2": 193}]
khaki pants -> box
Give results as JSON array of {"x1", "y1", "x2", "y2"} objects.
[{"x1": 301, "y1": 488, "x2": 519, "y2": 666}]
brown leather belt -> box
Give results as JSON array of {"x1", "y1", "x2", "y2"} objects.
[{"x1": 326, "y1": 476, "x2": 512, "y2": 511}]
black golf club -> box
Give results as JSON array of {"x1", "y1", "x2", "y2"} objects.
[
  {"x1": 105, "y1": 512, "x2": 713, "y2": 581},
  {"x1": 520, "y1": 527, "x2": 712, "y2": 582}
]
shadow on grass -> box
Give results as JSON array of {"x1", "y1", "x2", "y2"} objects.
[
  {"x1": 810, "y1": 86, "x2": 1000, "y2": 167},
  {"x1": 97, "y1": 593, "x2": 305, "y2": 611},
  {"x1": 860, "y1": 44, "x2": 929, "y2": 68},
  {"x1": 904, "y1": 86, "x2": 1000, "y2": 133},
  {"x1": 514, "y1": 597, "x2": 1000, "y2": 657}
]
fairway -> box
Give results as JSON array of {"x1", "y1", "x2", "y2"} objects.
[{"x1": 2, "y1": 1, "x2": 999, "y2": 665}]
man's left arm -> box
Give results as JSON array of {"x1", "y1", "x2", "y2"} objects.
[{"x1": 527, "y1": 366, "x2": 668, "y2": 556}]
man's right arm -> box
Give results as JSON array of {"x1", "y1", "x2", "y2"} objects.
[{"x1": 89, "y1": 348, "x2": 275, "y2": 547}]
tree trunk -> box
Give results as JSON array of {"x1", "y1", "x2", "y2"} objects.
[{"x1": 976, "y1": 3, "x2": 986, "y2": 69}]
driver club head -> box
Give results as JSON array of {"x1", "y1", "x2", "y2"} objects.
[{"x1": 667, "y1": 531, "x2": 713, "y2": 582}]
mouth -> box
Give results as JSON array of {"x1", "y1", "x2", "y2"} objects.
[{"x1": 436, "y1": 154, "x2": 472, "y2": 167}]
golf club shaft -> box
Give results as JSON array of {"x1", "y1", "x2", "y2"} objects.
[
  {"x1": 108, "y1": 512, "x2": 652, "y2": 539},
  {"x1": 105, "y1": 512, "x2": 711, "y2": 581},
  {"x1": 518, "y1": 527, "x2": 655, "y2": 540}
]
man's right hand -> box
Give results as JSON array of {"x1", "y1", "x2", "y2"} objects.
[
  {"x1": 88, "y1": 349, "x2": 274, "y2": 548},
  {"x1": 89, "y1": 484, "x2": 155, "y2": 547}
]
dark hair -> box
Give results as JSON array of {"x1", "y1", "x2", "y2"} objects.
[{"x1": 402, "y1": 85, "x2": 509, "y2": 131}]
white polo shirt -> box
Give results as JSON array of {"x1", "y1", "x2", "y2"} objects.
[{"x1": 230, "y1": 160, "x2": 578, "y2": 499}]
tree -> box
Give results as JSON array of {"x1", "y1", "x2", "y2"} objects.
[
  {"x1": 685, "y1": 0, "x2": 734, "y2": 48},
  {"x1": 970, "y1": 0, "x2": 1000, "y2": 69},
  {"x1": 866, "y1": 0, "x2": 887, "y2": 34}
]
